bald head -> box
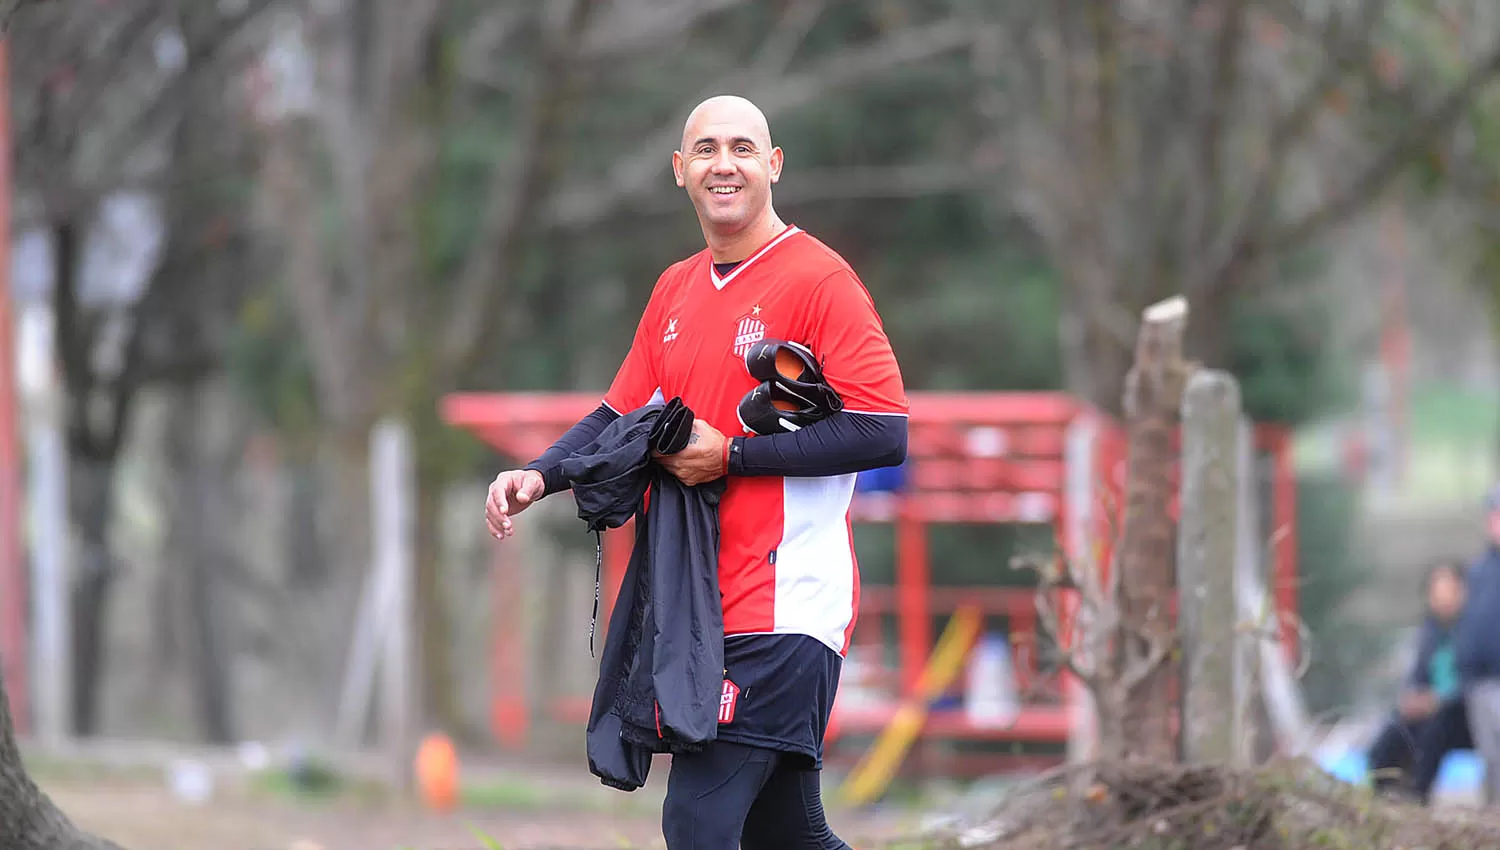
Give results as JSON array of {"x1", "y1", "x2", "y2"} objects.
[
  {"x1": 680, "y1": 95, "x2": 773, "y2": 152},
  {"x1": 672, "y1": 94, "x2": 784, "y2": 251}
]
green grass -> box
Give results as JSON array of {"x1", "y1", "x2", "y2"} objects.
[
  {"x1": 1407, "y1": 384, "x2": 1499, "y2": 445},
  {"x1": 457, "y1": 778, "x2": 548, "y2": 809}
]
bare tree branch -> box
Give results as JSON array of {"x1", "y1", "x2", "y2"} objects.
[
  {"x1": 457, "y1": 6, "x2": 527, "y2": 93},
  {"x1": 0, "y1": 0, "x2": 51, "y2": 33},
  {"x1": 1179, "y1": 0, "x2": 1251, "y2": 290},
  {"x1": 1199, "y1": 0, "x2": 1389, "y2": 289},
  {"x1": 1259, "y1": 45, "x2": 1500, "y2": 259},
  {"x1": 547, "y1": 16, "x2": 978, "y2": 228},
  {"x1": 749, "y1": 0, "x2": 826, "y2": 78},
  {"x1": 441, "y1": 0, "x2": 604, "y2": 375},
  {"x1": 1030, "y1": 576, "x2": 1101, "y2": 692},
  {"x1": 85, "y1": 0, "x2": 281, "y2": 164},
  {"x1": 259, "y1": 126, "x2": 365, "y2": 428},
  {"x1": 1119, "y1": 633, "x2": 1173, "y2": 692},
  {"x1": 579, "y1": 0, "x2": 751, "y2": 61},
  {"x1": 367, "y1": 0, "x2": 444, "y2": 133}
]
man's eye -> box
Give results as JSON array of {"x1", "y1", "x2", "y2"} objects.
[{"x1": 736, "y1": 146, "x2": 752, "y2": 154}]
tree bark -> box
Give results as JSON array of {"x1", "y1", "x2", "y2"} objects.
[
  {"x1": 1114, "y1": 295, "x2": 1191, "y2": 763},
  {"x1": 0, "y1": 665, "x2": 125, "y2": 849},
  {"x1": 67, "y1": 456, "x2": 115, "y2": 737}
]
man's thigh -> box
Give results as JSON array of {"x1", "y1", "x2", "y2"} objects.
[
  {"x1": 662, "y1": 741, "x2": 776, "y2": 850},
  {"x1": 741, "y1": 756, "x2": 850, "y2": 850}
]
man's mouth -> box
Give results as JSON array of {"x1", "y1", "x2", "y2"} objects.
[{"x1": 708, "y1": 186, "x2": 741, "y2": 195}]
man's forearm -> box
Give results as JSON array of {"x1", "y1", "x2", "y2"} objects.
[
  {"x1": 727, "y1": 412, "x2": 906, "y2": 478},
  {"x1": 525, "y1": 404, "x2": 621, "y2": 496}
]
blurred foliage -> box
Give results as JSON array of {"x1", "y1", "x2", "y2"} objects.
[
  {"x1": 1295, "y1": 473, "x2": 1389, "y2": 719},
  {"x1": 1227, "y1": 297, "x2": 1357, "y2": 426}
]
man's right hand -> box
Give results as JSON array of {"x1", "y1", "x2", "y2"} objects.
[
  {"x1": 1398, "y1": 689, "x2": 1438, "y2": 720},
  {"x1": 486, "y1": 469, "x2": 545, "y2": 540}
]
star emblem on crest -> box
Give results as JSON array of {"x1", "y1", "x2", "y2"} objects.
[{"x1": 751, "y1": 304, "x2": 762, "y2": 317}]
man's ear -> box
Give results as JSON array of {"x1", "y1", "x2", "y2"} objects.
[
  {"x1": 672, "y1": 151, "x2": 686, "y2": 187},
  {"x1": 768, "y1": 146, "x2": 783, "y2": 184}
]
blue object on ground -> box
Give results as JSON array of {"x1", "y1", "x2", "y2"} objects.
[{"x1": 1316, "y1": 747, "x2": 1484, "y2": 797}]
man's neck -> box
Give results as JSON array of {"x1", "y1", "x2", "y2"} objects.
[{"x1": 704, "y1": 210, "x2": 789, "y2": 264}]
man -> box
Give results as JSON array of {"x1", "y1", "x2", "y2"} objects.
[
  {"x1": 1367, "y1": 561, "x2": 1469, "y2": 804},
  {"x1": 1456, "y1": 486, "x2": 1500, "y2": 805},
  {"x1": 484, "y1": 95, "x2": 907, "y2": 849}
]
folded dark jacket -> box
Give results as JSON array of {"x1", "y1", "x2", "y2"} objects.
[{"x1": 557, "y1": 397, "x2": 725, "y2": 792}]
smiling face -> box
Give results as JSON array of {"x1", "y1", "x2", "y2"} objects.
[{"x1": 672, "y1": 96, "x2": 783, "y2": 240}]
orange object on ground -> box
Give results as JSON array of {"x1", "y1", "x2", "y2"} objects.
[{"x1": 414, "y1": 732, "x2": 460, "y2": 811}]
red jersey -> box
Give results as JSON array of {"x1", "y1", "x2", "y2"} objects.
[{"x1": 602, "y1": 226, "x2": 908, "y2": 655}]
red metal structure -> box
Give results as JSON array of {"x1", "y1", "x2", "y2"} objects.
[
  {"x1": 0, "y1": 39, "x2": 28, "y2": 735},
  {"x1": 442, "y1": 391, "x2": 1298, "y2": 768}
]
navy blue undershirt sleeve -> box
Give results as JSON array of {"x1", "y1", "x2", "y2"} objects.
[
  {"x1": 525, "y1": 403, "x2": 621, "y2": 496},
  {"x1": 727, "y1": 411, "x2": 907, "y2": 478}
]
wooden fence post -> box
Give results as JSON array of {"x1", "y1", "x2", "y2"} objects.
[{"x1": 1177, "y1": 369, "x2": 1242, "y2": 764}]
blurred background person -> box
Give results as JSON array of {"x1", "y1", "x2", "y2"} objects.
[{"x1": 1368, "y1": 560, "x2": 1468, "y2": 804}]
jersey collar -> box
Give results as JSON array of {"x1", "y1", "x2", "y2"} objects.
[{"x1": 709, "y1": 225, "x2": 803, "y2": 291}]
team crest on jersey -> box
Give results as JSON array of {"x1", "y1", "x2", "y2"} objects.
[{"x1": 732, "y1": 314, "x2": 766, "y2": 357}]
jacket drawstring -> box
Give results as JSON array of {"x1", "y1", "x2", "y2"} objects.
[{"x1": 591, "y1": 530, "x2": 603, "y2": 658}]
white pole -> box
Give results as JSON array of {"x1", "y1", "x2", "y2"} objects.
[
  {"x1": 371, "y1": 419, "x2": 414, "y2": 791},
  {"x1": 18, "y1": 303, "x2": 69, "y2": 747},
  {"x1": 1062, "y1": 414, "x2": 1098, "y2": 764},
  {"x1": 332, "y1": 564, "x2": 380, "y2": 748}
]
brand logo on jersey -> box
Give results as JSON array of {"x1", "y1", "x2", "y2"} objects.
[
  {"x1": 732, "y1": 315, "x2": 765, "y2": 357},
  {"x1": 663, "y1": 317, "x2": 679, "y2": 344},
  {"x1": 718, "y1": 678, "x2": 741, "y2": 724}
]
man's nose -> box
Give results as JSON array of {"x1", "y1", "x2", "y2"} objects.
[{"x1": 710, "y1": 151, "x2": 735, "y2": 173}]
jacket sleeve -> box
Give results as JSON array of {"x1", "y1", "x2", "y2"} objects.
[
  {"x1": 727, "y1": 410, "x2": 907, "y2": 478},
  {"x1": 525, "y1": 404, "x2": 622, "y2": 497},
  {"x1": 1456, "y1": 556, "x2": 1500, "y2": 680},
  {"x1": 1406, "y1": 618, "x2": 1439, "y2": 691}
]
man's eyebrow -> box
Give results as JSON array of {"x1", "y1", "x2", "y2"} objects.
[{"x1": 690, "y1": 135, "x2": 760, "y2": 148}]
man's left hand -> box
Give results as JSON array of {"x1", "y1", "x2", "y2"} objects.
[{"x1": 655, "y1": 418, "x2": 728, "y2": 486}]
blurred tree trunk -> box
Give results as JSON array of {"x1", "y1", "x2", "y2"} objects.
[
  {"x1": 165, "y1": 381, "x2": 235, "y2": 744},
  {"x1": 0, "y1": 666, "x2": 125, "y2": 849},
  {"x1": 1114, "y1": 298, "x2": 1191, "y2": 763},
  {"x1": 48, "y1": 215, "x2": 118, "y2": 737},
  {"x1": 67, "y1": 455, "x2": 115, "y2": 737}
]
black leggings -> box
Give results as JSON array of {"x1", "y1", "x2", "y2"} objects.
[
  {"x1": 661, "y1": 740, "x2": 851, "y2": 850},
  {"x1": 1368, "y1": 697, "x2": 1472, "y2": 804}
]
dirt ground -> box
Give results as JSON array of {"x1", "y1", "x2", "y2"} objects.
[{"x1": 40, "y1": 768, "x2": 927, "y2": 850}]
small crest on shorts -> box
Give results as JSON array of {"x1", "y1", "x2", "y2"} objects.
[{"x1": 718, "y1": 678, "x2": 741, "y2": 724}]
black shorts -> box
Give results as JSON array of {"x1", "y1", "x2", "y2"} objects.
[{"x1": 715, "y1": 633, "x2": 842, "y2": 768}]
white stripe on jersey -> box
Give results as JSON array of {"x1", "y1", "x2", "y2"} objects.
[{"x1": 770, "y1": 473, "x2": 858, "y2": 654}]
